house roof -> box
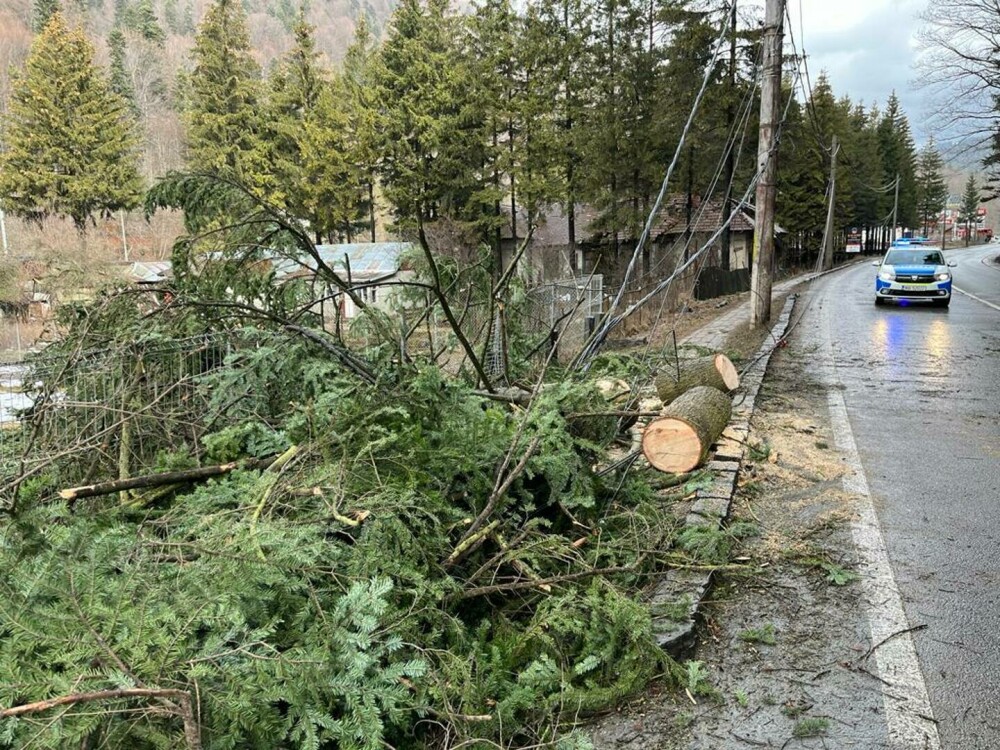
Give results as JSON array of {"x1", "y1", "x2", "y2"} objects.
[
  {"x1": 500, "y1": 204, "x2": 609, "y2": 246},
  {"x1": 651, "y1": 196, "x2": 756, "y2": 238},
  {"x1": 273, "y1": 242, "x2": 413, "y2": 281},
  {"x1": 126, "y1": 261, "x2": 173, "y2": 284}
]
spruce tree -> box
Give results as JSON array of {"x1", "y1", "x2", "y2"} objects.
[
  {"x1": 845, "y1": 103, "x2": 887, "y2": 250},
  {"x1": 107, "y1": 28, "x2": 138, "y2": 115},
  {"x1": 877, "y1": 93, "x2": 918, "y2": 231},
  {"x1": 960, "y1": 173, "x2": 981, "y2": 246},
  {"x1": 536, "y1": 0, "x2": 590, "y2": 259},
  {"x1": 184, "y1": 0, "x2": 266, "y2": 182},
  {"x1": 0, "y1": 12, "x2": 142, "y2": 230},
  {"x1": 122, "y1": 0, "x2": 166, "y2": 44},
  {"x1": 916, "y1": 138, "x2": 948, "y2": 237},
  {"x1": 32, "y1": 0, "x2": 60, "y2": 33},
  {"x1": 342, "y1": 16, "x2": 381, "y2": 241},
  {"x1": 376, "y1": 0, "x2": 483, "y2": 226},
  {"x1": 266, "y1": 9, "x2": 367, "y2": 242}
]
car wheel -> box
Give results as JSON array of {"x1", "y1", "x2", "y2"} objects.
[
  {"x1": 874, "y1": 297, "x2": 886, "y2": 306},
  {"x1": 934, "y1": 297, "x2": 950, "y2": 308}
]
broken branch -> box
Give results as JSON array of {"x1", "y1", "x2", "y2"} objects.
[{"x1": 58, "y1": 456, "x2": 278, "y2": 501}]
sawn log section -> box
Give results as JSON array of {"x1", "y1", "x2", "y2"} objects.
[
  {"x1": 641, "y1": 386, "x2": 732, "y2": 473},
  {"x1": 654, "y1": 354, "x2": 739, "y2": 405}
]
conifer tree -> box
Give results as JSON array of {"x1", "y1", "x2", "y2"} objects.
[
  {"x1": 107, "y1": 28, "x2": 138, "y2": 115},
  {"x1": 845, "y1": 103, "x2": 886, "y2": 250},
  {"x1": 32, "y1": 0, "x2": 59, "y2": 33},
  {"x1": 266, "y1": 9, "x2": 367, "y2": 242},
  {"x1": 376, "y1": 0, "x2": 484, "y2": 227},
  {"x1": 122, "y1": 0, "x2": 166, "y2": 44},
  {"x1": 915, "y1": 137, "x2": 948, "y2": 237},
  {"x1": 536, "y1": 0, "x2": 591, "y2": 261},
  {"x1": 878, "y1": 93, "x2": 918, "y2": 230},
  {"x1": 960, "y1": 173, "x2": 981, "y2": 246},
  {"x1": 0, "y1": 12, "x2": 142, "y2": 230},
  {"x1": 342, "y1": 16, "x2": 381, "y2": 241},
  {"x1": 184, "y1": 0, "x2": 266, "y2": 182}
]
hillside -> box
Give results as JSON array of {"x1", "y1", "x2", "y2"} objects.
[{"x1": 0, "y1": 0, "x2": 396, "y2": 177}]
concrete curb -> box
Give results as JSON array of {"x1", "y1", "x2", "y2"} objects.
[{"x1": 650, "y1": 293, "x2": 798, "y2": 651}]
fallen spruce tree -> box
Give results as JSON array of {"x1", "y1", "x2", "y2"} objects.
[
  {"x1": 0, "y1": 271, "x2": 724, "y2": 749},
  {"x1": 0, "y1": 172, "x2": 751, "y2": 748}
]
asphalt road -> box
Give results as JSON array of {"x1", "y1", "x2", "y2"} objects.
[{"x1": 802, "y1": 244, "x2": 1000, "y2": 747}]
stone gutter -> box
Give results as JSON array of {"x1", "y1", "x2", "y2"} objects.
[{"x1": 649, "y1": 294, "x2": 797, "y2": 651}]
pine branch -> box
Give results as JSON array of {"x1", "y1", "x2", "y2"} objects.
[
  {"x1": 445, "y1": 435, "x2": 541, "y2": 568},
  {"x1": 458, "y1": 564, "x2": 637, "y2": 600}
]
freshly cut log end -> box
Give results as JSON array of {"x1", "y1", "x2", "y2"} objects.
[
  {"x1": 642, "y1": 419, "x2": 703, "y2": 474},
  {"x1": 642, "y1": 386, "x2": 732, "y2": 473},
  {"x1": 655, "y1": 353, "x2": 740, "y2": 405}
]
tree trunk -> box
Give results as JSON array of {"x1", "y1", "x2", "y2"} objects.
[
  {"x1": 642, "y1": 386, "x2": 732, "y2": 473},
  {"x1": 653, "y1": 353, "x2": 739, "y2": 405}
]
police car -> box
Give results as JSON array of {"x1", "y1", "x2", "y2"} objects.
[{"x1": 873, "y1": 240, "x2": 956, "y2": 307}]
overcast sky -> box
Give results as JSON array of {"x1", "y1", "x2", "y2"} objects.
[{"x1": 785, "y1": 0, "x2": 929, "y2": 138}]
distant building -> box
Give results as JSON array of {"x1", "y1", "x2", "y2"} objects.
[{"x1": 273, "y1": 242, "x2": 415, "y2": 321}]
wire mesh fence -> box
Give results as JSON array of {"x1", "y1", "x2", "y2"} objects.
[
  {"x1": 1, "y1": 334, "x2": 229, "y2": 497},
  {"x1": 522, "y1": 275, "x2": 604, "y2": 363}
]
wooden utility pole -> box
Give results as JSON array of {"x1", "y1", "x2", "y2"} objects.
[
  {"x1": 819, "y1": 135, "x2": 839, "y2": 272},
  {"x1": 890, "y1": 174, "x2": 899, "y2": 248},
  {"x1": 0, "y1": 209, "x2": 8, "y2": 256},
  {"x1": 750, "y1": 0, "x2": 784, "y2": 327},
  {"x1": 720, "y1": 0, "x2": 737, "y2": 272}
]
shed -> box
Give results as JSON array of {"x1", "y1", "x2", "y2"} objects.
[{"x1": 273, "y1": 242, "x2": 415, "y2": 320}]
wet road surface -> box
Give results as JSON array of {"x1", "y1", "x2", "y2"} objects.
[{"x1": 803, "y1": 244, "x2": 1000, "y2": 748}]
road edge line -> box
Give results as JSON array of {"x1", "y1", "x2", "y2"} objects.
[
  {"x1": 820, "y1": 295, "x2": 942, "y2": 748},
  {"x1": 953, "y1": 286, "x2": 1000, "y2": 312}
]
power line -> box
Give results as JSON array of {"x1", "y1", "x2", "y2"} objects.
[{"x1": 587, "y1": 12, "x2": 732, "y2": 359}]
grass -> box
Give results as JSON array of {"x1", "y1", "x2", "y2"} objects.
[
  {"x1": 792, "y1": 717, "x2": 830, "y2": 738},
  {"x1": 747, "y1": 439, "x2": 772, "y2": 462},
  {"x1": 738, "y1": 622, "x2": 777, "y2": 646}
]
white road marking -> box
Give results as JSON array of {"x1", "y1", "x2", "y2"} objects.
[
  {"x1": 817, "y1": 282, "x2": 941, "y2": 749},
  {"x1": 953, "y1": 286, "x2": 1000, "y2": 312},
  {"x1": 827, "y1": 390, "x2": 941, "y2": 750}
]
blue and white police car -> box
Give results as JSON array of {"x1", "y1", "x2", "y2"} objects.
[{"x1": 873, "y1": 241, "x2": 955, "y2": 307}]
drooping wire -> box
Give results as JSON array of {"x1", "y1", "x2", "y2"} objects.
[{"x1": 577, "y1": 11, "x2": 732, "y2": 367}]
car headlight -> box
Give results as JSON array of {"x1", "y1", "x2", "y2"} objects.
[
  {"x1": 879, "y1": 268, "x2": 896, "y2": 281},
  {"x1": 936, "y1": 272, "x2": 950, "y2": 281}
]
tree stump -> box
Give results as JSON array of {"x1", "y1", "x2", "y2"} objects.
[
  {"x1": 654, "y1": 353, "x2": 739, "y2": 405},
  {"x1": 641, "y1": 386, "x2": 732, "y2": 473}
]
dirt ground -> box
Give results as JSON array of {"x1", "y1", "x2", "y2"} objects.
[{"x1": 589, "y1": 326, "x2": 894, "y2": 749}]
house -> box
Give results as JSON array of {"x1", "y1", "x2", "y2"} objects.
[
  {"x1": 499, "y1": 196, "x2": 762, "y2": 289},
  {"x1": 499, "y1": 204, "x2": 611, "y2": 284},
  {"x1": 649, "y1": 196, "x2": 758, "y2": 272},
  {"x1": 272, "y1": 242, "x2": 415, "y2": 321}
]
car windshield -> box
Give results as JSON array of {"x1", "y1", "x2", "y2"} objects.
[{"x1": 884, "y1": 249, "x2": 944, "y2": 266}]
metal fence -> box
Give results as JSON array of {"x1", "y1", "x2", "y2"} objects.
[{"x1": 523, "y1": 275, "x2": 603, "y2": 362}]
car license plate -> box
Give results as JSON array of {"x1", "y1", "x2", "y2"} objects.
[{"x1": 900, "y1": 284, "x2": 925, "y2": 291}]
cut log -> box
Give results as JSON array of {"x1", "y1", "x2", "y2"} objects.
[
  {"x1": 654, "y1": 354, "x2": 739, "y2": 405},
  {"x1": 642, "y1": 386, "x2": 732, "y2": 473}
]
